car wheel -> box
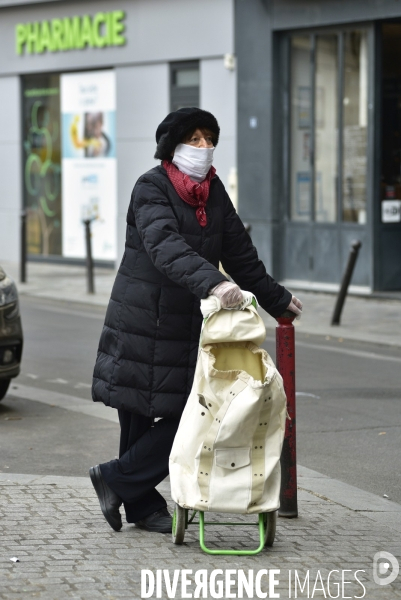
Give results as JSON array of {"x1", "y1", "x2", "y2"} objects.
[{"x1": 0, "y1": 379, "x2": 11, "y2": 401}]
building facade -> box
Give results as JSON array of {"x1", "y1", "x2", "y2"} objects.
[
  {"x1": 2, "y1": 0, "x2": 401, "y2": 293},
  {"x1": 236, "y1": 0, "x2": 401, "y2": 292},
  {"x1": 0, "y1": 0, "x2": 236, "y2": 267}
]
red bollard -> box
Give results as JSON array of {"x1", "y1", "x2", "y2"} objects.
[{"x1": 276, "y1": 311, "x2": 298, "y2": 518}]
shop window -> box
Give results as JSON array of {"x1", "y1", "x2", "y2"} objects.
[
  {"x1": 290, "y1": 36, "x2": 312, "y2": 222},
  {"x1": 22, "y1": 74, "x2": 61, "y2": 256},
  {"x1": 288, "y1": 29, "x2": 368, "y2": 224},
  {"x1": 342, "y1": 31, "x2": 368, "y2": 223},
  {"x1": 22, "y1": 70, "x2": 117, "y2": 262},
  {"x1": 381, "y1": 24, "x2": 401, "y2": 213},
  {"x1": 170, "y1": 61, "x2": 200, "y2": 111},
  {"x1": 315, "y1": 35, "x2": 338, "y2": 223}
]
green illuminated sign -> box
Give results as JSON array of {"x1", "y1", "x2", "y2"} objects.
[{"x1": 16, "y1": 11, "x2": 126, "y2": 55}]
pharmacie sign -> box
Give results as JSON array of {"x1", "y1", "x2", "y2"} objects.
[{"x1": 16, "y1": 11, "x2": 126, "y2": 55}]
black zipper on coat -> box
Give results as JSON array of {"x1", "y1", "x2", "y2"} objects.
[{"x1": 156, "y1": 287, "x2": 161, "y2": 327}]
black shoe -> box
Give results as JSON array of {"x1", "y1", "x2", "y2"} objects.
[
  {"x1": 89, "y1": 465, "x2": 122, "y2": 532},
  {"x1": 134, "y1": 508, "x2": 172, "y2": 533}
]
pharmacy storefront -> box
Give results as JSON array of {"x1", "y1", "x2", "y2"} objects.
[{"x1": 0, "y1": 0, "x2": 236, "y2": 267}]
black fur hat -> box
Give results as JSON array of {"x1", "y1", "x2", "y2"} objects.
[{"x1": 154, "y1": 107, "x2": 220, "y2": 160}]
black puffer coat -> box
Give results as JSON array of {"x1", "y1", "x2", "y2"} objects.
[{"x1": 92, "y1": 165, "x2": 292, "y2": 419}]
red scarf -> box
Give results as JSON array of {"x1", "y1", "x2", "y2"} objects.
[{"x1": 162, "y1": 160, "x2": 216, "y2": 227}]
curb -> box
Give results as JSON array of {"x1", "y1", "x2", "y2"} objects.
[{"x1": 298, "y1": 465, "x2": 401, "y2": 534}]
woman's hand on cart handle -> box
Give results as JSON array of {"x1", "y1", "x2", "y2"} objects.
[
  {"x1": 210, "y1": 281, "x2": 243, "y2": 308},
  {"x1": 287, "y1": 295, "x2": 303, "y2": 319}
]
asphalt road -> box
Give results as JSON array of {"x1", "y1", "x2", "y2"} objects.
[{"x1": 0, "y1": 295, "x2": 400, "y2": 504}]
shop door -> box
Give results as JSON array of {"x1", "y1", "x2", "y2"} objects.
[
  {"x1": 283, "y1": 30, "x2": 370, "y2": 286},
  {"x1": 376, "y1": 23, "x2": 401, "y2": 290}
]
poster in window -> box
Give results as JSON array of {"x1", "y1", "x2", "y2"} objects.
[
  {"x1": 22, "y1": 75, "x2": 62, "y2": 256},
  {"x1": 61, "y1": 70, "x2": 117, "y2": 261},
  {"x1": 296, "y1": 172, "x2": 311, "y2": 215},
  {"x1": 297, "y1": 86, "x2": 311, "y2": 129}
]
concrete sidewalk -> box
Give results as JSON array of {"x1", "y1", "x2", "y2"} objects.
[
  {"x1": 0, "y1": 468, "x2": 400, "y2": 599},
  {"x1": 2, "y1": 260, "x2": 401, "y2": 348}
]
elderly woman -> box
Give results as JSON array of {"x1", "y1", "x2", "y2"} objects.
[{"x1": 90, "y1": 108, "x2": 302, "y2": 534}]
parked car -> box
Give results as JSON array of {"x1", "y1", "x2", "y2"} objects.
[{"x1": 0, "y1": 266, "x2": 23, "y2": 400}]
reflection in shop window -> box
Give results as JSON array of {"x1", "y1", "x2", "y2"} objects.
[
  {"x1": 342, "y1": 31, "x2": 368, "y2": 223},
  {"x1": 22, "y1": 74, "x2": 61, "y2": 256},
  {"x1": 175, "y1": 69, "x2": 200, "y2": 88},
  {"x1": 290, "y1": 36, "x2": 312, "y2": 222},
  {"x1": 170, "y1": 61, "x2": 200, "y2": 111},
  {"x1": 315, "y1": 35, "x2": 338, "y2": 223}
]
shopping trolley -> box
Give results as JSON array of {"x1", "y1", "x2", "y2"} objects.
[{"x1": 169, "y1": 293, "x2": 287, "y2": 555}]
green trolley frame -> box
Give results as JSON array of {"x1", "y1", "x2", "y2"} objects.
[{"x1": 172, "y1": 504, "x2": 277, "y2": 555}]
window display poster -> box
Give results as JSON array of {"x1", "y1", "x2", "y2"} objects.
[
  {"x1": 61, "y1": 70, "x2": 117, "y2": 260},
  {"x1": 22, "y1": 74, "x2": 62, "y2": 256},
  {"x1": 296, "y1": 172, "x2": 311, "y2": 215},
  {"x1": 297, "y1": 86, "x2": 311, "y2": 129}
]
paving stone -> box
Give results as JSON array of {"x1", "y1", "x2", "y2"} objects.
[{"x1": 0, "y1": 480, "x2": 400, "y2": 599}]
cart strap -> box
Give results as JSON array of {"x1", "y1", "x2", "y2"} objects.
[
  {"x1": 248, "y1": 394, "x2": 274, "y2": 509},
  {"x1": 197, "y1": 378, "x2": 248, "y2": 507}
]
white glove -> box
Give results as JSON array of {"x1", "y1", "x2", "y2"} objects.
[
  {"x1": 287, "y1": 295, "x2": 303, "y2": 318},
  {"x1": 210, "y1": 281, "x2": 243, "y2": 309}
]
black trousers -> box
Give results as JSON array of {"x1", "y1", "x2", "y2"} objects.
[{"x1": 100, "y1": 410, "x2": 179, "y2": 523}]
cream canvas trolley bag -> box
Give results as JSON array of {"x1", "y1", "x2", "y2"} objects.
[{"x1": 169, "y1": 293, "x2": 288, "y2": 554}]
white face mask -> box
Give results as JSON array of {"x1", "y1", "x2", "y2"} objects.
[{"x1": 172, "y1": 143, "x2": 214, "y2": 182}]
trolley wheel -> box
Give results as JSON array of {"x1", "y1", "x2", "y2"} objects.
[
  {"x1": 263, "y1": 510, "x2": 277, "y2": 547},
  {"x1": 172, "y1": 504, "x2": 186, "y2": 544}
]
